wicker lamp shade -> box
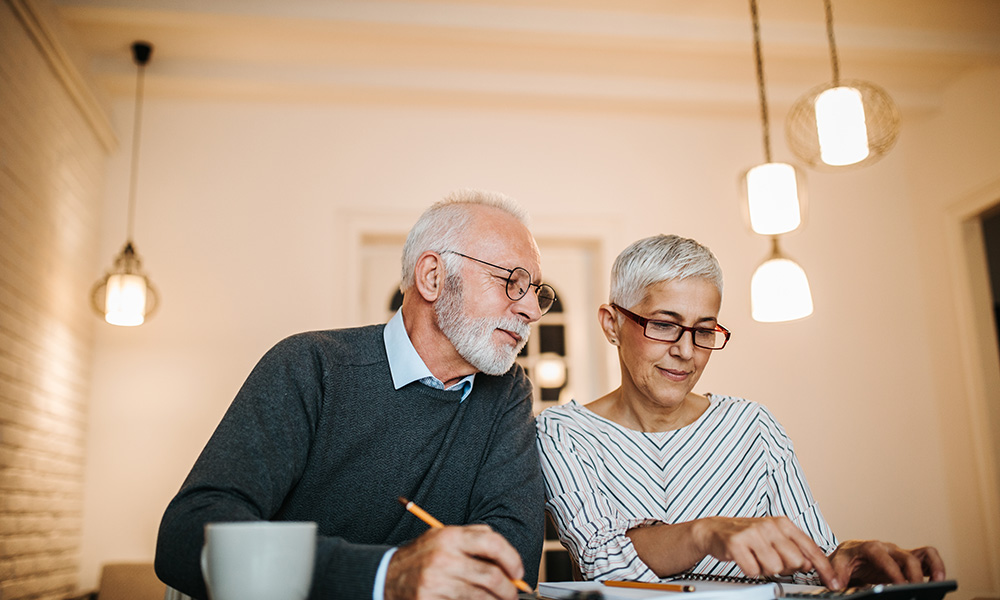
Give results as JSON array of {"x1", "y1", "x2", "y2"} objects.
[{"x1": 786, "y1": 78, "x2": 900, "y2": 170}]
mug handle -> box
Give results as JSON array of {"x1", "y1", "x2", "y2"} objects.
[{"x1": 200, "y1": 544, "x2": 212, "y2": 590}]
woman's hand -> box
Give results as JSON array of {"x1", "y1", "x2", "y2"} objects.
[
  {"x1": 829, "y1": 540, "x2": 946, "y2": 587},
  {"x1": 628, "y1": 517, "x2": 841, "y2": 589},
  {"x1": 690, "y1": 517, "x2": 840, "y2": 587}
]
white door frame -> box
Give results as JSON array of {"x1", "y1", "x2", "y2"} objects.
[{"x1": 946, "y1": 178, "x2": 1000, "y2": 588}]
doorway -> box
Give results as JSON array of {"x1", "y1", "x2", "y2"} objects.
[
  {"x1": 955, "y1": 189, "x2": 1000, "y2": 586},
  {"x1": 981, "y1": 207, "x2": 1000, "y2": 349}
]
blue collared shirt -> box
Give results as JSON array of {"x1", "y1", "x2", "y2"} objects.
[
  {"x1": 383, "y1": 308, "x2": 475, "y2": 401},
  {"x1": 372, "y1": 309, "x2": 476, "y2": 600}
]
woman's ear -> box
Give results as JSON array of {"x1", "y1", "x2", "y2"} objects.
[
  {"x1": 598, "y1": 304, "x2": 620, "y2": 346},
  {"x1": 413, "y1": 251, "x2": 445, "y2": 302}
]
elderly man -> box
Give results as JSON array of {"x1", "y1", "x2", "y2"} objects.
[{"x1": 155, "y1": 190, "x2": 552, "y2": 600}]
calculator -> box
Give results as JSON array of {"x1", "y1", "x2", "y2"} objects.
[{"x1": 782, "y1": 580, "x2": 957, "y2": 600}]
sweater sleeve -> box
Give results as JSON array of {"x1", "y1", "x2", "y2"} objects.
[
  {"x1": 154, "y1": 334, "x2": 390, "y2": 600},
  {"x1": 465, "y1": 370, "x2": 546, "y2": 586},
  {"x1": 535, "y1": 411, "x2": 661, "y2": 582}
]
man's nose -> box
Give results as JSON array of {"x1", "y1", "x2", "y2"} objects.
[{"x1": 513, "y1": 289, "x2": 543, "y2": 323}]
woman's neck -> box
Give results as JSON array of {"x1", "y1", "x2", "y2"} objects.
[{"x1": 586, "y1": 388, "x2": 709, "y2": 433}]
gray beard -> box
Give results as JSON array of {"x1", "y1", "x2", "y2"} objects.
[{"x1": 435, "y1": 274, "x2": 530, "y2": 376}]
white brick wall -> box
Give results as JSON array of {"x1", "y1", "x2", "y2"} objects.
[{"x1": 1, "y1": 0, "x2": 112, "y2": 597}]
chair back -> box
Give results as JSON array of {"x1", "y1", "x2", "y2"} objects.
[
  {"x1": 95, "y1": 563, "x2": 165, "y2": 600},
  {"x1": 163, "y1": 586, "x2": 193, "y2": 600}
]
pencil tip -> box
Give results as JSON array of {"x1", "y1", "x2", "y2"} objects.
[{"x1": 397, "y1": 496, "x2": 409, "y2": 506}]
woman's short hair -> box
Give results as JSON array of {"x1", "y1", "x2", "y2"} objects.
[
  {"x1": 610, "y1": 234, "x2": 723, "y2": 308},
  {"x1": 400, "y1": 189, "x2": 529, "y2": 292}
]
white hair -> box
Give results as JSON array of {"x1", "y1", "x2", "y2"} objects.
[
  {"x1": 400, "y1": 189, "x2": 529, "y2": 291},
  {"x1": 610, "y1": 234, "x2": 724, "y2": 309}
]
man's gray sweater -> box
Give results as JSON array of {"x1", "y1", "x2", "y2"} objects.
[{"x1": 155, "y1": 325, "x2": 544, "y2": 599}]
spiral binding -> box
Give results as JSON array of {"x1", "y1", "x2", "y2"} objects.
[{"x1": 674, "y1": 572, "x2": 772, "y2": 584}]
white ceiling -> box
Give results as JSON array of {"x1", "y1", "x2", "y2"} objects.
[{"x1": 53, "y1": 0, "x2": 1000, "y2": 117}]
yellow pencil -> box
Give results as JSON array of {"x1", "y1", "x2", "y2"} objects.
[
  {"x1": 603, "y1": 580, "x2": 696, "y2": 593},
  {"x1": 397, "y1": 497, "x2": 534, "y2": 594}
]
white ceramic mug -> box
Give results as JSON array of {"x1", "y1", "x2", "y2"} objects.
[{"x1": 201, "y1": 521, "x2": 317, "y2": 600}]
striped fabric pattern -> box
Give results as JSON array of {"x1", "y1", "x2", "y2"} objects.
[{"x1": 536, "y1": 395, "x2": 838, "y2": 583}]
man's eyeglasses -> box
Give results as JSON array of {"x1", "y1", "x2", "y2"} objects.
[
  {"x1": 611, "y1": 303, "x2": 731, "y2": 350},
  {"x1": 443, "y1": 251, "x2": 556, "y2": 315}
]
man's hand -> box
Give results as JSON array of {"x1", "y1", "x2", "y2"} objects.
[
  {"x1": 691, "y1": 517, "x2": 840, "y2": 588},
  {"x1": 829, "y1": 540, "x2": 946, "y2": 588},
  {"x1": 384, "y1": 524, "x2": 525, "y2": 600}
]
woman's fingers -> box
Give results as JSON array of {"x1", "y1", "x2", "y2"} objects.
[
  {"x1": 829, "y1": 540, "x2": 947, "y2": 586},
  {"x1": 913, "y1": 546, "x2": 947, "y2": 581},
  {"x1": 704, "y1": 517, "x2": 833, "y2": 584}
]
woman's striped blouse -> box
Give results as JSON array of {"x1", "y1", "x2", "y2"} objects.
[{"x1": 535, "y1": 394, "x2": 838, "y2": 582}]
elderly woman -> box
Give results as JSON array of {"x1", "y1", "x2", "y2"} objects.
[{"x1": 536, "y1": 234, "x2": 945, "y2": 590}]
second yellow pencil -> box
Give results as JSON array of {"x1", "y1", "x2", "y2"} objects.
[{"x1": 603, "y1": 580, "x2": 696, "y2": 593}]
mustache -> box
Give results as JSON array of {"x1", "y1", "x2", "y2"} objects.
[{"x1": 493, "y1": 317, "x2": 531, "y2": 343}]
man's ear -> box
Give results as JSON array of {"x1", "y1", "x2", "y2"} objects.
[
  {"x1": 598, "y1": 304, "x2": 621, "y2": 346},
  {"x1": 413, "y1": 251, "x2": 445, "y2": 302}
]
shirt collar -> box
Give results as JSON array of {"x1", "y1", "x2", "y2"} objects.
[{"x1": 384, "y1": 309, "x2": 475, "y2": 400}]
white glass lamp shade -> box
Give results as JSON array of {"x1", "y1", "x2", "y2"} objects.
[
  {"x1": 815, "y1": 86, "x2": 869, "y2": 166},
  {"x1": 751, "y1": 256, "x2": 814, "y2": 323},
  {"x1": 535, "y1": 353, "x2": 567, "y2": 389},
  {"x1": 104, "y1": 273, "x2": 148, "y2": 326},
  {"x1": 743, "y1": 162, "x2": 802, "y2": 235}
]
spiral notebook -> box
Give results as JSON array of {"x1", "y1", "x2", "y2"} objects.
[
  {"x1": 537, "y1": 574, "x2": 957, "y2": 600},
  {"x1": 537, "y1": 576, "x2": 781, "y2": 600}
]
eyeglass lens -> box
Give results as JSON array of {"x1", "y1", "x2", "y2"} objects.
[
  {"x1": 645, "y1": 321, "x2": 726, "y2": 349},
  {"x1": 506, "y1": 268, "x2": 556, "y2": 314}
]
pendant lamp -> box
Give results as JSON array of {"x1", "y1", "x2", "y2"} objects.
[
  {"x1": 740, "y1": 0, "x2": 805, "y2": 237},
  {"x1": 534, "y1": 353, "x2": 568, "y2": 389},
  {"x1": 751, "y1": 237, "x2": 814, "y2": 323},
  {"x1": 785, "y1": 0, "x2": 900, "y2": 170},
  {"x1": 90, "y1": 41, "x2": 160, "y2": 326}
]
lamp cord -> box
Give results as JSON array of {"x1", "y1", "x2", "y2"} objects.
[
  {"x1": 824, "y1": 0, "x2": 840, "y2": 85},
  {"x1": 749, "y1": 0, "x2": 772, "y2": 163},
  {"x1": 126, "y1": 56, "x2": 147, "y2": 243}
]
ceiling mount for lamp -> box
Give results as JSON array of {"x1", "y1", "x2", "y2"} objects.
[
  {"x1": 785, "y1": 0, "x2": 900, "y2": 170},
  {"x1": 90, "y1": 41, "x2": 160, "y2": 327}
]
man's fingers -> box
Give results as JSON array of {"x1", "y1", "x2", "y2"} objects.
[
  {"x1": 448, "y1": 525, "x2": 525, "y2": 582},
  {"x1": 385, "y1": 526, "x2": 523, "y2": 600},
  {"x1": 465, "y1": 555, "x2": 521, "y2": 596}
]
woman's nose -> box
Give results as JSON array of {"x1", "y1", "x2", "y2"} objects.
[{"x1": 669, "y1": 330, "x2": 696, "y2": 359}]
